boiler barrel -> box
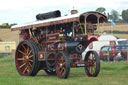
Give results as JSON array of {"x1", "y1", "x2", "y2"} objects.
[
  {"x1": 36, "y1": 10, "x2": 61, "y2": 20},
  {"x1": 66, "y1": 42, "x2": 85, "y2": 54}
]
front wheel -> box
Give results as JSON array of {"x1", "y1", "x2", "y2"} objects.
[
  {"x1": 84, "y1": 51, "x2": 100, "y2": 77},
  {"x1": 56, "y1": 51, "x2": 70, "y2": 79}
]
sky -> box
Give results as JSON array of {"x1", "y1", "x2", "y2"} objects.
[{"x1": 0, "y1": 0, "x2": 128, "y2": 24}]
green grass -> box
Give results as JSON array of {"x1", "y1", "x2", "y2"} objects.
[{"x1": 0, "y1": 57, "x2": 128, "y2": 85}]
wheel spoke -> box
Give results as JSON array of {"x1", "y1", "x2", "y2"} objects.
[
  {"x1": 18, "y1": 50, "x2": 26, "y2": 56},
  {"x1": 62, "y1": 68, "x2": 65, "y2": 76},
  {"x1": 23, "y1": 65, "x2": 28, "y2": 73},
  {"x1": 29, "y1": 59, "x2": 33, "y2": 63},
  {"x1": 19, "y1": 63, "x2": 26, "y2": 68},
  {"x1": 28, "y1": 55, "x2": 33, "y2": 58},
  {"x1": 87, "y1": 55, "x2": 96, "y2": 74},
  {"x1": 27, "y1": 65, "x2": 31, "y2": 73},
  {"x1": 28, "y1": 50, "x2": 32, "y2": 56},
  {"x1": 27, "y1": 68, "x2": 30, "y2": 73},
  {"x1": 59, "y1": 67, "x2": 65, "y2": 76},
  {"x1": 28, "y1": 62, "x2": 32, "y2": 67},
  {"x1": 22, "y1": 44, "x2": 27, "y2": 52},
  {"x1": 58, "y1": 59, "x2": 65, "y2": 76},
  {"x1": 17, "y1": 58, "x2": 24, "y2": 61},
  {"x1": 27, "y1": 47, "x2": 30, "y2": 54}
]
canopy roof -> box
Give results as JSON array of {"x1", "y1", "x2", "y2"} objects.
[{"x1": 11, "y1": 11, "x2": 107, "y2": 31}]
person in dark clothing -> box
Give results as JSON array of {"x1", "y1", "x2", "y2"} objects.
[{"x1": 114, "y1": 50, "x2": 124, "y2": 62}]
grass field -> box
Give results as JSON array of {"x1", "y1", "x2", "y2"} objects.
[{"x1": 0, "y1": 57, "x2": 128, "y2": 85}]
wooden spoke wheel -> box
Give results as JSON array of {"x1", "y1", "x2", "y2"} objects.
[
  {"x1": 15, "y1": 40, "x2": 39, "y2": 76},
  {"x1": 85, "y1": 51, "x2": 100, "y2": 77},
  {"x1": 56, "y1": 51, "x2": 70, "y2": 79}
]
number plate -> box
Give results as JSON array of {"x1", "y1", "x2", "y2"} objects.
[{"x1": 103, "y1": 53, "x2": 109, "y2": 56}]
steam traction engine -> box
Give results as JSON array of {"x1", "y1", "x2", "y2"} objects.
[{"x1": 11, "y1": 10, "x2": 107, "y2": 78}]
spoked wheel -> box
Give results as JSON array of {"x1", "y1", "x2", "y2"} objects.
[
  {"x1": 56, "y1": 51, "x2": 70, "y2": 79},
  {"x1": 84, "y1": 51, "x2": 100, "y2": 77},
  {"x1": 44, "y1": 69, "x2": 56, "y2": 75},
  {"x1": 15, "y1": 40, "x2": 39, "y2": 76}
]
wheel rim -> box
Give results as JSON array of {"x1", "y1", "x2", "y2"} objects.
[
  {"x1": 16, "y1": 43, "x2": 34, "y2": 76},
  {"x1": 56, "y1": 53, "x2": 66, "y2": 78},
  {"x1": 85, "y1": 52, "x2": 96, "y2": 76}
]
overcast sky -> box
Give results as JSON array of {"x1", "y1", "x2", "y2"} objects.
[{"x1": 0, "y1": 0, "x2": 128, "y2": 24}]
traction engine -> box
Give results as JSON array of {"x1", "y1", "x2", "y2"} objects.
[{"x1": 12, "y1": 10, "x2": 107, "y2": 78}]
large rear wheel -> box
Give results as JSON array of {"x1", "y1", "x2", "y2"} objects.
[
  {"x1": 15, "y1": 40, "x2": 39, "y2": 76},
  {"x1": 56, "y1": 51, "x2": 70, "y2": 79},
  {"x1": 84, "y1": 51, "x2": 100, "y2": 77}
]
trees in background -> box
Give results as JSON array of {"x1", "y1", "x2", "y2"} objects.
[
  {"x1": 0, "y1": 23, "x2": 17, "y2": 29},
  {"x1": 0, "y1": 23, "x2": 10, "y2": 28},
  {"x1": 96, "y1": 7, "x2": 106, "y2": 15},
  {"x1": 122, "y1": 9, "x2": 128, "y2": 22},
  {"x1": 96, "y1": 7, "x2": 128, "y2": 23},
  {"x1": 110, "y1": 10, "x2": 120, "y2": 22}
]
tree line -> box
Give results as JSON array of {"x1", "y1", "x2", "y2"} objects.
[
  {"x1": 96, "y1": 7, "x2": 128, "y2": 23},
  {"x1": 0, "y1": 23, "x2": 17, "y2": 28}
]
